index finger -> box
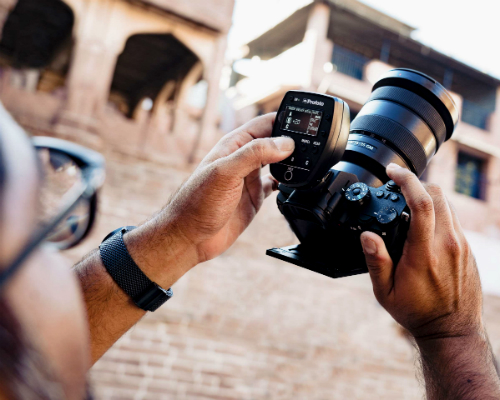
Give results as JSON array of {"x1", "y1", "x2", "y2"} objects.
[
  {"x1": 386, "y1": 163, "x2": 435, "y2": 246},
  {"x1": 201, "y1": 113, "x2": 277, "y2": 166}
]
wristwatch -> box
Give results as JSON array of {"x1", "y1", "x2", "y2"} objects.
[{"x1": 99, "y1": 226, "x2": 173, "y2": 312}]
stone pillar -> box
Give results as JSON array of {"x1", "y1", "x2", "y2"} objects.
[
  {"x1": 58, "y1": 0, "x2": 124, "y2": 134},
  {"x1": 59, "y1": 39, "x2": 122, "y2": 132},
  {"x1": 303, "y1": 2, "x2": 332, "y2": 90},
  {"x1": 171, "y1": 61, "x2": 203, "y2": 136},
  {"x1": 148, "y1": 80, "x2": 176, "y2": 136},
  {"x1": 67, "y1": 42, "x2": 120, "y2": 115},
  {"x1": 152, "y1": 80, "x2": 176, "y2": 120},
  {"x1": 189, "y1": 35, "x2": 227, "y2": 162}
]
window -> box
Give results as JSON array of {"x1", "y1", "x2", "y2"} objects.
[
  {"x1": 462, "y1": 100, "x2": 491, "y2": 130},
  {"x1": 331, "y1": 46, "x2": 368, "y2": 81},
  {"x1": 455, "y1": 151, "x2": 486, "y2": 200}
]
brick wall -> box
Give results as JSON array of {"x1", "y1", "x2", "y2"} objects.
[{"x1": 63, "y1": 151, "x2": 500, "y2": 400}]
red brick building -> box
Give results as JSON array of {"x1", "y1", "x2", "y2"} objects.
[{"x1": 0, "y1": 0, "x2": 498, "y2": 399}]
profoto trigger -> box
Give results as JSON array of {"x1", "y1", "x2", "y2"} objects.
[
  {"x1": 270, "y1": 91, "x2": 350, "y2": 189},
  {"x1": 267, "y1": 69, "x2": 459, "y2": 279}
]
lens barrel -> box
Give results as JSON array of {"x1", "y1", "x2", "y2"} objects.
[{"x1": 336, "y1": 69, "x2": 459, "y2": 186}]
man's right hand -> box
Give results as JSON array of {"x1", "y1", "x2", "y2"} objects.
[
  {"x1": 360, "y1": 163, "x2": 482, "y2": 340},
  {"x1": 360, "y1": 163, "x2": 500, "y2": 399}
]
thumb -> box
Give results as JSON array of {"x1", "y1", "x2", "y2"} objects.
[
  {"x1": 223, "y1": 137, "x2": 295, "y2": 179},
  {"x1": 360, "y1": 232, "x2": 394, "y2": 300}
]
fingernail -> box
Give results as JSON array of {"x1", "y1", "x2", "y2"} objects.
[
  {"x1": 361, "y1": 235, "x2": 377, "y2": 255},
  {"x1": 273, "y1": 137, "x2": 295, "y2": 152},
  {"x1": 387, "y1": 163, "x2": 401, "y2": 171}
]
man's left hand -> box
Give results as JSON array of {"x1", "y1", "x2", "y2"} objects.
[{"x1": 124, "y1": 113, "x2": 294, "y2": 287}]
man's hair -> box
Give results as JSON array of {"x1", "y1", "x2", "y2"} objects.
[{"x1": 0, "y1": 139, "x2": 65, "y2": 399}]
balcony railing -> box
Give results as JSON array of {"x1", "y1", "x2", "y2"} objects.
[
  {"x1": 461, "y1": 100, "x2": 491, "y2": 130},
  {"x1": 331, "y1": 46, "x2": 368, "y2": 81}
]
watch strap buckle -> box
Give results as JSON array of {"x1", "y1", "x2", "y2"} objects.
[{"x1": 134, "y1": 284, "x2": 173, "y2": 312}]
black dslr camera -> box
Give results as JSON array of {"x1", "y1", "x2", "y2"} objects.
[{"x1": 267, "y1": 69, "x2": 459, "y2": 278}]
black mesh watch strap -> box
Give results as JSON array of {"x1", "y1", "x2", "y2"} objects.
[{"x1": 99, "y1": 226, "x2": 172, "y2": 312}]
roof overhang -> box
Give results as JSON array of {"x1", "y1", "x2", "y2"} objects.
[{"x1": 246, "y1": 0, "x2": 500, "y2": 90}]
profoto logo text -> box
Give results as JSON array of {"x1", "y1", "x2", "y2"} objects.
[{"x1": 303, "y1": 99, "x2": 325, "y2": 107}]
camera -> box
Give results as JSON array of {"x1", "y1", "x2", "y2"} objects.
[{"x1": 267, "y1": 68, "x2": 459, "y2": 279}]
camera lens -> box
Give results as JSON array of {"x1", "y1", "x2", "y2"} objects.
[{"x1": 335, "y1": 68, "x2": 459, "y2": 186}]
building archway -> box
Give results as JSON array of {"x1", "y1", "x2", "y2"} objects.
[
  {"x1": 108, "y1": 33, "x2": 201, "y2": 119},
  {"x1": 0, "y1": 0, "x2": 74, "y2": 93}
]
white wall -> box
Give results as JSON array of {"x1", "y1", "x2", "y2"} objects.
[{"x1": 465, "y1": 230, "x2": 500, "y2": 296}]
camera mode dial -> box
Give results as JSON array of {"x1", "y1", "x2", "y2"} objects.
[
  {"x1": 376, "y1": 206, "x2": 399, "y2": 225},
  {"x1": 345, "y1": 182, "x2": 371, "y2": 206}
]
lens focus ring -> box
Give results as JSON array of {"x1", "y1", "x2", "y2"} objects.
[
  {"x1": 350, "y1": 114, "x2": 428, "y2": 175},
  {"x1": 368, "y1": 86, "x2": 447, "y2": 148},
  {"x1": 341, "y1": 69, "x2": 458, "y2": 185}
]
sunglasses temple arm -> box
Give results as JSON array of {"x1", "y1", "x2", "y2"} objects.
[{"x1": 0, "y1": 183, "x2": 93, "y2": 290}]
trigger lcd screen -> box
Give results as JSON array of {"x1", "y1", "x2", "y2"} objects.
[{"x1": 281, "y1": 106, "x2": 322, "y2": 136}]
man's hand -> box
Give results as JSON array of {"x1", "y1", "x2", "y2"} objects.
[
  {"x1": 360, "y1": 163, "x2": 500, "y2": 399},
  {"x1": 125, "y1": 113, "x2": 294, "y2": 284},
  {"x1": 164, "y1": 113, "x2": 294, "y2": 263},
  {"x1": 361, "y1": 163, "x2": 481, "y2": 340},
  {"x1": 77, "y1": 113, "x2": 294, "y2": 362}
]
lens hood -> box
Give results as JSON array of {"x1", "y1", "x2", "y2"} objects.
[{"x1": 373, "y1": 68, "x2": 459, "y2": 141}]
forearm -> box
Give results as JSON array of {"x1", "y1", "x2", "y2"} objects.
[
  {"x1": 74, "y1": 217, "x2": 198, "y2": 364},
  {"x1": 74, "y1": 249, "x2": 145, "y2": 363},
  {"x1": 416, "y1": 330, "x2": 500, "y2": 400}
]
